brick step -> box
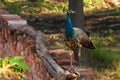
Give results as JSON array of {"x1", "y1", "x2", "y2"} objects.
[
  {"x1": 0, "y1": 9, "x2": 9, "y2": 14},
  {"x1": 48, "y1": 48, "x2": 79, "y2": 66},
  {"x1": 0, "y1": 14, "x2": 27, "y2": 26},
  {"x1": 48, "y1": 48, "x2": 72, "y2": 59},
  {"x1": 48, "y1": 48, "x2": 70, "y2": 55},
  {"x1": 56, "y1": 59, "x2": 78, "y2": 66}
]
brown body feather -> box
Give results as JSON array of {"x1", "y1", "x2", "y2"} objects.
[{"x1": 64, "y1": 37, "x2": 95, "y2": 50}]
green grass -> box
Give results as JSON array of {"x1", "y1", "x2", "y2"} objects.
[
  {"x1": 89, "y1": 31, "x2": 120, "y2": 68},
  {"x1": 90, "y1": 47, "x2": 120, "y2": 67},
  {"x1": 88, "y1": 31, "x2": 120, "y2": 79}
]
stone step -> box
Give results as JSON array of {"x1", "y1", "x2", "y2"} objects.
[
  {"x1": 85, "y1": 11, "x2": 120, "y2": 19},
  {"x1": 0, "y1": 14, "x2": 27, "y2": 26},
  {"x1": 56, "y1": 59, "x2": 78, "y2": 66},
  {"x1": 0, "y1": 9, "x2": 9, "y2": 14}
]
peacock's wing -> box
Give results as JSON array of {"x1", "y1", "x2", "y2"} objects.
[{"x1": 73, "y1": 28, "x2": 95, "y2": 49}]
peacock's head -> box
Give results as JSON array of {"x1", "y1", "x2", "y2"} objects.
[{"x1": 67, "y1": 10, "x2": 76, "y2": 15}]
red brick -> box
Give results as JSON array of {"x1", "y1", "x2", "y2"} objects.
[
  {"x1": 7, "y1": 20, "x2": 27, "y2": 25},
  {"x1": 0, "y1": 14, "x2": 27, "y2": 25},
  {"x1": 1, "y1": 14, "x2": 21, "y2": 18},
  {"x1": 0, "y1": 10, "x2": 9, "y2": 14}
]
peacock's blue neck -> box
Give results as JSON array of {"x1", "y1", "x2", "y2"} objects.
[{"x1": 65, "y1": 14, "x2": 74, "y2": 38}]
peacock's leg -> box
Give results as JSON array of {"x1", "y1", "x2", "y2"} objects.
[
  {"x1": 78, "y1": 44, "x2": 82, "y2": 68},
  {"x1": 70, "y1": 51, "x2": 73, "y2": 68},
  {"x1": 68, "y1": 50, "x2": 74, "y2": 70},
  {"x1": 75, "y1": 44, "x2": 86, "y2": 72}
]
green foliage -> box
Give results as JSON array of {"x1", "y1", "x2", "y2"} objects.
[
  {"x1": 3, "y1": 0, "x2": 68, "y2": 14},
  {"x1": 84, "y1": 0, "x2": 104, "y2": 14},
  {"x1": 5, "y1": 2, "x2": 22, "y2": 14},
  {"x1": 9, "y1": 56, "x2": 30, "y2": 70},
  {"x1": 90, "y1": 47, "x2": 120, "y2": 67},
  {"x1": 107, "y1": 29, "x2": 115, "y2": 42},
  {"x1": 41, "y1": 2, "x2": 55, "y2": 10},
  {"x1": 35, "y1": 1, "x2": 68, "y2": 12},
  {"x1": 55, "y1": 2, "x2": 68, "y2": 12},
  {"x1": 89, "y1": 31, "x2": 120, "y2": 68},
  {"x1": 34, "y1": 0, "x2": 44, "y2": 7},
  {"x1": 84, "y1": 0, "x2": 103, "y2": 6},
  {"x1": 91, "y1": 30, "x2": 120, "y2": 80},
  {"x1": 0, "y1": 0, "x2": 3, "y2": 3},
  {"x1": 23, "y1": 7, "x2": 40, "y2": 14},
  {"x1": 0, "y1": 56, "x2": 30, "y2": 79}
]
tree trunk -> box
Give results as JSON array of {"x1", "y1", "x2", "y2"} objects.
[{"x1": 68, "y1": 0, "x2": 84, "y2": 29}]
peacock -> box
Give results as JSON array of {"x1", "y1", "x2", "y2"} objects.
[{"x1": 64, "y1": 10, "x2": 95, "y2": 70}]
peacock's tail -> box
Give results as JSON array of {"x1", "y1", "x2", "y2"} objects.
[{"x1": 80, "y1": 39, "x2": 95, "y2": 49}]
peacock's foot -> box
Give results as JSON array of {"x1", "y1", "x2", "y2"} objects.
[
  {"x1": 68, "y1": 66, "x2": 75, "y2": 72},
  {"x1": 67, "y1": 66, "x2": 80, "y2": 77},
  {"x1": 74, "y1": 71, "x2": 80, "y2": 77},
  {"x1": 75, "y1": 66, "x2": 86, "y2": 72}
]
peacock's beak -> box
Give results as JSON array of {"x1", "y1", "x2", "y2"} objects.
[{"x1": 67, "y1": 10, "x2": 76, "y2": 14}]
